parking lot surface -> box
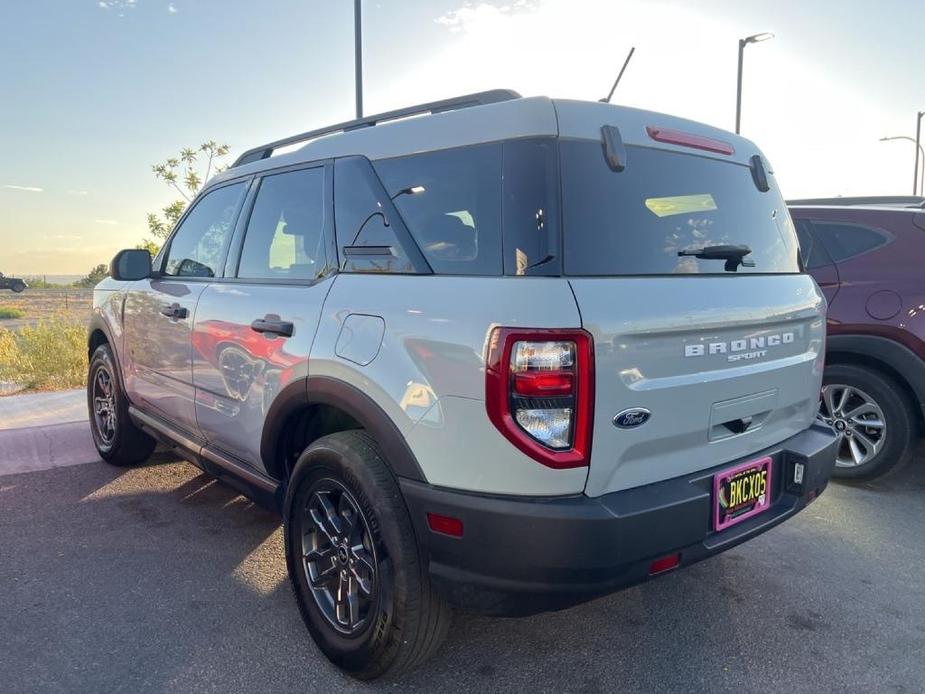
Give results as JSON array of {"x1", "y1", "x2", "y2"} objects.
[{"x1": 1, "y1": 392, "x2": 924, "y2": 693}]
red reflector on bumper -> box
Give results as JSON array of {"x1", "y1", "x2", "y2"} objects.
[
  {"x1": 648, "y1": 553, "x2": 681, "y2": 575},
  {"x1": 427, "y1": 512, "x2": 464, "y2": 537}
]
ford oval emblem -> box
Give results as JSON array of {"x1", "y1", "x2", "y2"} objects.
[{"x1": 613, "y1": 408, "x2": 651, "y2": 429}]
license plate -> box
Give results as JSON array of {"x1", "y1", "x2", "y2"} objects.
[{"x1": 713, "y1": 456, "x2": 772, "y2": 531}]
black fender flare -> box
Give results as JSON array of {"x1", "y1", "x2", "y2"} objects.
[
  {"x1": 261, "y1": 375, "x2": 427, "y2": 483},
  {"x1": 827, "y1": 334, "x2": 925, "y2": 410},
  {"x1": 87, "y1": 313, "x2": 119, "y2": 363}
]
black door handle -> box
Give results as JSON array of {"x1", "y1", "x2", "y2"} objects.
[
  {"x1": 250, "y1": 315, "x2": 294, "y2": 337},
  {"x1": 160, "y1": 303, "x2": 188, "y2": 319}
]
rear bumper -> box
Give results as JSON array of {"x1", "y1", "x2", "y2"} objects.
[{"x1": 401, "y1": 423, "x2": 837, "y2": 616}]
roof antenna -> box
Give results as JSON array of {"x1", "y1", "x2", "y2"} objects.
[{"x1": 600, "y1": 47, "x2": 636, "y2": 103}]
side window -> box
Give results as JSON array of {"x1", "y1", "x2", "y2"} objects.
[
  {"x1": 374, "y1": 144, "x2": 502, "y2": 275},
  {"x1": 334, "y1": 157, "x2": 417, "y2": 274},
  {"x1": 237, "y1": 167, "x2": 327, "y2": 281},
  {"x1": 502, "y1": 139, "x2": 560, "y2": 276},
  {"x1": 793, "y1": 219, "x2": 832, "y2": 269},
  {"x1": 811, "y1": 221, "x2": 889, "y2": 263},
  {"x1": 164, "y1": 182, "x2": 247, "y2": 278}
]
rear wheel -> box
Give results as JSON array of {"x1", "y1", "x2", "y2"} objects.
[
  {"x1": 817, "y1": 363, "x2": 915, "y2": 480},
  {"x1": 88, "y1": 344, "x2": 156, "y2": 466},
  {"x1": 284, "y1": 430, "x2": 451, "y2": 679}
]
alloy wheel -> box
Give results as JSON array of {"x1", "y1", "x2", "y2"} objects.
[
  {"x1": 301, "y1": 479, "x2": 378, "y2": 635},
  {"x1": 92, "y1": 366, "x2": 117, "y2": 445},
  {"x1": 817, "y1": 383, "x2": 886, "y2": 468}
]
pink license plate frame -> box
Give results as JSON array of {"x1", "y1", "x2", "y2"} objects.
[{"x1": 713, "y1": 456, "x2": 773, "y2": 532}]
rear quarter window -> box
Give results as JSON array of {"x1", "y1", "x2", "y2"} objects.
[
  {"x1": 809, "y1": 221, "x2": 890, "y2": 263},
  {"x1": 560, "y1": 141, "x2": 799, "y2": 276},
  {"x1": 794, "y1": 219, "x2": 834, "y2": 269},
  {"x1": 373, "y1": 144, "x2": 502, "y2": 275}
]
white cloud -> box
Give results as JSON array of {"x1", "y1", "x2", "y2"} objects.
[
  {"x1": 3, "y1": 184, "x2": 43, "y2": 193},
  {"x1": 167, "y1": 2, "x2": 177, "y2": 13},
  {"x1": 97, "y1": 0, "x2": 137, "y2": 10},
  {"x1": 435, "y1": 1, "x2": 539, "y2": 32},
  {"x1": 67, "y1": 189, "x2": 89, "y2": 196},
  {"x1": 94, "y1": 219, "x2": 119, "y2": 225}
]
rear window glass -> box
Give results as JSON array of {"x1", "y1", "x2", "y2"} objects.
[
  {"x1": 560, "y1": 142, "x2": 800, "y2": 275},
  {"x1": 374, "y1": 144, "x2": 502, "y2": 275}
]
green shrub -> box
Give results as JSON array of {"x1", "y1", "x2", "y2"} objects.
[
  {"x1": 0, "y1": 319, "x2": 86, "y2": 391},
  {"x1": 0, "y1": 306, "x2": 25, "y2": 319}
]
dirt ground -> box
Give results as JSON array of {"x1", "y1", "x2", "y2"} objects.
[{"x1": 0, "y1": 288, "x2": 93, "y2": 329}]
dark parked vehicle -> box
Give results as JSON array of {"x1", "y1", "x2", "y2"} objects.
[
  {"x1": 0, "y1": 272, "x2": 27, "y2": 293},
  {"x1": 789, "y1": 196, "x2": 925, "y2": 479}
]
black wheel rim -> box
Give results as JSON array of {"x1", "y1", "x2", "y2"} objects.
[
  {"x1": 92, "y1": 366, "x2": 117, "y2": 445},
  {"x1": 300, "y1": 479, "x2": 378, "y2": 635}
]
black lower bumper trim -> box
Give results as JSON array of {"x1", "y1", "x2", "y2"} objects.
[{"x1": 400, "y1": 424, "x2": 838, "y2": 616}]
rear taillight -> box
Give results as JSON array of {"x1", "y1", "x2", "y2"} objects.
[{"x1": 486, "y1": 328, "x2": 594, "y2": 469}]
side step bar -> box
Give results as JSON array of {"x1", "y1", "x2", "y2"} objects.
[{"x1": 129, "y1": 406, "x2": 282, "y2": 512}]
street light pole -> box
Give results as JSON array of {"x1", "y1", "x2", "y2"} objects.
[
  {"x1": 914, "y1": 111, "x2": 924, "y2": 196},
  {"x1": 354, "y1": 0, "x2": 363, "y2": 119},
  {"x1": 735, "y1": 32, "x2": 774, "y2": 135},
  {"x1": 879, "y1": 136, "x2": 925, "y2": 196},
  {"x1": 735, "y1": 39, "x2": 744, "y2": 134}
]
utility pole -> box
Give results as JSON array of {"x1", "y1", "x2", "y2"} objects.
[
  {"x1": 914, "y1": 111, "x2": 924, "y2": 196},
  {"x1": 354, "y1": 0, "x2": 363, "y2": 118}
]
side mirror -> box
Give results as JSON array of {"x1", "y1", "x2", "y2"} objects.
[{"x1": 110, "y1": 249, "x2": 152, "y2": 281}]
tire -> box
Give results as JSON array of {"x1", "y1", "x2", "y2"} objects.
[
  {"x1": 12, "y1": 281, "x2": 25, "y2": 293},
  {"x1": 818, "y1": 363, "x2": 915, "y2": 480},
  {"x1": 87, "y1": 343, "x2": 156, "y2": 466},
  {"x1": 284, "y1": 430, "x2": 451, "y2": 680}
]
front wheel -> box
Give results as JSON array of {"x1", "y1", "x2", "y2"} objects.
[
  {"x1": 88, "y1": 344, "x2": 156, "y2": 466},
  {"x1": 817, "y1": 363, "x2": 915, "y2": 480},
  {"x1": 12, "y1": 281, "x2": 25, "y2": 293},
  {"x1": 284, "y1": 431, "x2": 451, "y2": 680}
]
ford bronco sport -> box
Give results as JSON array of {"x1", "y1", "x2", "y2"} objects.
[{"x1": 89, "y1": 90, "x2": 838, "y2": 679}]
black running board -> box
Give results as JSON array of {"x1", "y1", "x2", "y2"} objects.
[{"x1": 129, "y1": 406, "x2": 282, "y2": 512}]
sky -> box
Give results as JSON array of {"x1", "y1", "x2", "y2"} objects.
[{"x1": 1, "y1": 0, "x2": 923, "y2": 275}]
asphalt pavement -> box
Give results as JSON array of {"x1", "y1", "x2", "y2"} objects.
[{"x1": 1, "y1": 391, "x2": 924, "y2": 693}]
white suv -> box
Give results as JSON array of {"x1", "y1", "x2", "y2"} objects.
[{"x1": 88, "y1": 90, "x2": 838, "y2": 679}]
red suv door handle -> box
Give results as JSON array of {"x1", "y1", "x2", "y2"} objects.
[{"x1": 251, "y1": 316, "x2": 294, "y2": 338}]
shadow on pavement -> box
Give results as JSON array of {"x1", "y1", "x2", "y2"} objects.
[{"x1": 1, "y1": 455, "x2": 923, "y2": 693}]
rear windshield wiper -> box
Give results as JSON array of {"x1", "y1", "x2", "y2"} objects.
[{"x1": 678, "y1": 244, "x2": 755, "y2": 272}]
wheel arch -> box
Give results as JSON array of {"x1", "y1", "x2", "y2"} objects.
[
  {"x1": 262, "y1": 376, "x2": 427, "y2": 484},
  {"x1": 826, "y1": 335, "x2": 925, "y2": 429},
  {"x1": 87, "y1": 315, "x2": 115, "y2": 361}
]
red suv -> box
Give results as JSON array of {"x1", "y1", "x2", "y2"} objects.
[{"x1": 789, "y1": 196, "x2": 925, "y2": 479}]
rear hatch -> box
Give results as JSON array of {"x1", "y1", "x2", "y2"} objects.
[{"x1": 559, "y1": 134, "x2": 826, "y2": 497}]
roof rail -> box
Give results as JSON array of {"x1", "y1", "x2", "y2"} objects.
[
  {"x1": 231, "y1": 89, "x2": 522, "y2": 168},
  {"x1": 788, "y1": 195, "x2": 925, "y2": 208}
]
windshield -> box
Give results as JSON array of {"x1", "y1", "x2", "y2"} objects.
[{"x1": 560, "y1": 142, "x2": 800, "y2": 276}]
